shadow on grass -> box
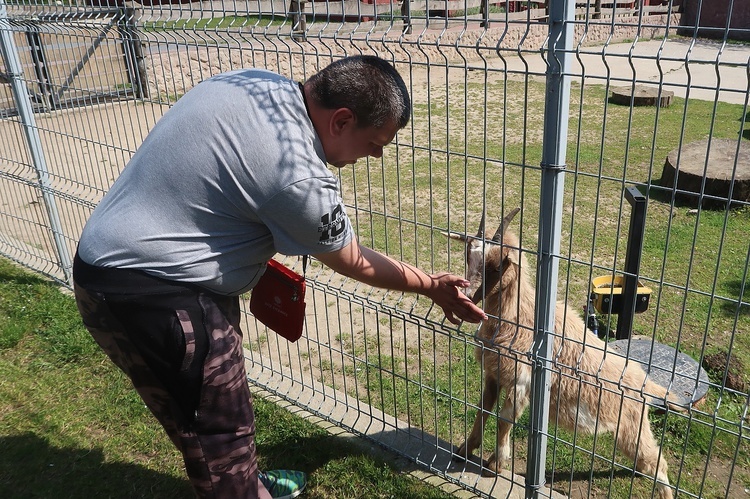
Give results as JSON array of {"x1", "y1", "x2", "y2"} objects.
[
  {"x1": 253, "y1": 400, "x2": 456, "y2": 497},
  {"x1": 256, "y1": 430, "x2": 355, "y2": 471},
  {"x1": 1, "y1": 418, "x2": 405, "y2": 499},
  {"x1": 548, "y1": 467, "x2": 651, "y2": 497},
  {"x1": 0, "y1": 433, "x2": 194, "y2": 499},
  {"x1": 645, "y1": 179, "x2": 704, "y2": 210},
  {"x1": 721, "y1": 279, "x2": 750, "y2": 317}
]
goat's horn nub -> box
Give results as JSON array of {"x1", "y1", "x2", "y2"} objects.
[
  {"x1": 476, "y1": 211, "x2": 486, "y2": 239},
  {"x1": 492, "y1": 207, "x2": 521, "y2": 242}
]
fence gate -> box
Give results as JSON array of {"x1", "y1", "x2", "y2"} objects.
[{"x1": 1, "y1": 6, "x2": 145, "y2": 116}]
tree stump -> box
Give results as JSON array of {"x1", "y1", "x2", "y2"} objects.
[
  {"x1": 610, "y1": 85, "x2": 674, "y2": 107},
  {"x1": 660, "y1": 138, "x2": 750, "y2": 208}
]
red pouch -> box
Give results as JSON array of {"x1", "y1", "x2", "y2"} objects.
[{"x1": 249, "y1": 259, "x2": 306, "y2": 342}]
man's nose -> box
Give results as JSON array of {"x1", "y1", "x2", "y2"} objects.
[{"x1": 370, "y1": 145, "x2": 383, "y2": 158}]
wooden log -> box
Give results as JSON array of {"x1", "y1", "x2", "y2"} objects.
[
  {"x1": 610, "y1": 84, "x2": 674, "y2": 107},
  {"x1": 660, "y1": 138, "x2": 750, "y2": 208}
]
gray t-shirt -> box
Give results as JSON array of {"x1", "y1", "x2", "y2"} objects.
[{"x1": 77, "y1": 69, "x2": 354, "y2": 295}]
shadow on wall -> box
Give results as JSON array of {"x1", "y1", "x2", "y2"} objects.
[{"x1": 678, "y1": 0, "x2": 750, "y2": 41}]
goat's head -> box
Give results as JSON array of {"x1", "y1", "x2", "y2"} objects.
[{"x1": 443, "y1": 207, "x2": 521, "y2": 305}]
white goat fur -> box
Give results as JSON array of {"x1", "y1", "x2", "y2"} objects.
[{"x1": 447, "y1": 208, "x2": 682, "y2": 499}]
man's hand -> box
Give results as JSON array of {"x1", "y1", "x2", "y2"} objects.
[{"x1": 425, "y1": 273, "x2": 487, "y2": 325}]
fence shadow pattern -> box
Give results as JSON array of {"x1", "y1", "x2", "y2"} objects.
[{"x1": 1, "y1": 1, "x2": 749, "y2": 497}]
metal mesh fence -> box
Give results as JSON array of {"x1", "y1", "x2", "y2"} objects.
[{"x1": 1, "y1": 0, "x2": 748, "y2": 497}]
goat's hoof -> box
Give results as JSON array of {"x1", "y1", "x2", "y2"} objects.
[{"x1": 480, "y1": 456, "x2": 503, "y2": 476}]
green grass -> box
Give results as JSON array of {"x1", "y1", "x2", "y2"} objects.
[
  {"x1": 344, "y1": 78, "x2": 749, "y2": 348},
  {"x1": 140, "y1": 15, "x2": 287, "y2": 32},
  {"x1": 332, "y1": 76, "x2": 750, "y2": 497},
  {"x1": 0, "y1": 258, "x2": 452, "y2": 498}
]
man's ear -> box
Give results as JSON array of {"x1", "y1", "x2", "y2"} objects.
[{"x1": 329, "y1": 108, "x2": 355, "y2": 137}]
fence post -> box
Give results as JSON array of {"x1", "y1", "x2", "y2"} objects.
[
  {"x1": 0, "y1": 0, "x2": 73, "y2": 284},
  {"x1": 526, "y1": 0, "x2": 575, "y2": 497}
]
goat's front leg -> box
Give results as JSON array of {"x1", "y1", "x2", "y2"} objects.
[
  {"x1": 484, "y1": 374, "x2": 530, "y2": 475},
  {"x1": 455, "y1": 374, "x2": 500, "y2": 463}
]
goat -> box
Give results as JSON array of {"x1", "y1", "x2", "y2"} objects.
[{"x1": 445, "y1": 207, "x2": 684, "y2": 499}]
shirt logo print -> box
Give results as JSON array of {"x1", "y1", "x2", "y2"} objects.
[{"x1": 319, "y1": 204, "x2": 347, "y2": 244}]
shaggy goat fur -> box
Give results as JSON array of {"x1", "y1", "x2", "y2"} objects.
[{"x1": 446, "y1": 208, "x2": 683, "y2": 499}]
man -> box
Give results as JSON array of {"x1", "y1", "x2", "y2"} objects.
[{"x1": 73, "y1": 55, "x2": 486, "y2": 499}]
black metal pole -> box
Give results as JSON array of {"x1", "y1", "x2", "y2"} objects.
[
  {"x1": 117, "y1": 7, "x2": 148, "y2": 99},
  {"x1": 616, "y1": 186, "x2": 647, "y2": 339},
  {"x1": 26, "y1": 27, "x2": 55, "y2": 110}
]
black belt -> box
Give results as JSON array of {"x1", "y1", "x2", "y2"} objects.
[{"x1": 73, "y1": 251, "x2": 201, "y2": 296}]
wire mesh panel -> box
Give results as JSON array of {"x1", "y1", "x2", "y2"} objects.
[
  {"x1": 0, "y1": 2, "x2": 155, "y2": 281},
  {"x1": 1, "y1": 0, "x2": 748, "y2": 497}
]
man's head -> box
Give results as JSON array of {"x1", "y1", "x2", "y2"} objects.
[{"x1": 304, "y1": 55, "x2": 411, "y2": 167}]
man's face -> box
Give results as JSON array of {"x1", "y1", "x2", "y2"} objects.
[{"x1": 325, "y1": 120, "x2": 400, "y2": 168}]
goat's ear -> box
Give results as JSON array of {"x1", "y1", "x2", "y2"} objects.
[
  {"x1": 440, "y1": 231, "x2": 467, "y2": 242},
  {"x1": 505, "y1": 246, "x2": 520, "y2": 266}
]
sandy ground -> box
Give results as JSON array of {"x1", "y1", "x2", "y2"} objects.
[{"x1": 138, "y1": 13, "x2": 748, "y2": 104}]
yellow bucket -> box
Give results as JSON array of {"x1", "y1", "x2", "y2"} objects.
[{"x1": 591, "y1": 275, "x2": 651, "y2": 314}]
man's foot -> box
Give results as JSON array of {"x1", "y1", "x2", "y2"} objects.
[{"x1": 259, "y1": 469, "x2": 307, "y2": 499}]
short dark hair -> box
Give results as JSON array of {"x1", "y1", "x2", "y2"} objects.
[{"x1": 307, "y1": 55, "x2": 411, "y2": 129}]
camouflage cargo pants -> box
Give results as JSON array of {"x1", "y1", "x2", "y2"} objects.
[{"x1": 74, "y1": 281, "x2": 271, "y2": 499}]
